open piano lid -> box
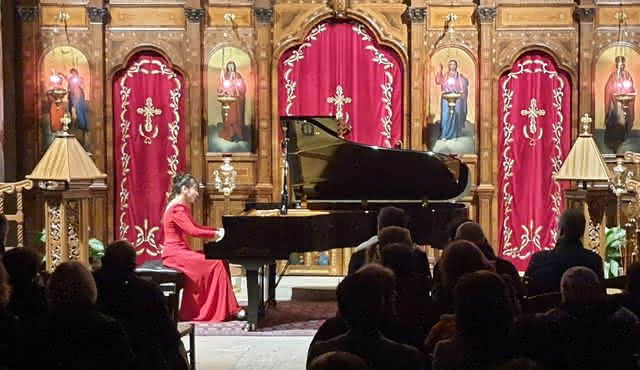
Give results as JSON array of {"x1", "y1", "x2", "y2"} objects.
[{"x1": 282, "y1": 116, "x2": 471, "y2": 203}]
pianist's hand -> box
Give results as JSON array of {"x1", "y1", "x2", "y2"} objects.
[{"x1": 215, "y1": 228, "x2": 225, "y2": 242}]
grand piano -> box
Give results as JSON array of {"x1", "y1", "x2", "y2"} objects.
[{"x1": 205, "y1": 116, "x2": 471, "y2": 330}]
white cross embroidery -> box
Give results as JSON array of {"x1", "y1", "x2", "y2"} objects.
[
  {"x1": 520, "y1": 98, "x2": 545, "y2": 145},
  {"x1": 327, "y1": 85, "x2": 352, "y2": 122},
  {"x1": 136, "y1": 97, "x2": 162, "y2": 144}
]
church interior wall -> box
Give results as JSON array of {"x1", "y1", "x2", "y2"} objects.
[{"x1": 8, "y1": 0, "x2": 640, "y2": 274}]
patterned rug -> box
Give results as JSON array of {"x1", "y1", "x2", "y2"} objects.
[{"x1": 194, "y1": 300, "x2": 337, "y2": 337}]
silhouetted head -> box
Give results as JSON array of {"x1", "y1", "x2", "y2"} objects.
[
  {"x1": 440, "y1": 240, "x2": 491, "y2": 297},
  {"x1": 454, "y1": 271, "x2": 514, "y2": 342},
  {"x1": 558, "y1": 208, "x2": 586, "y2": 242},
  {"x1": 446, "y1": 216, "x2": 471, "y2": 243},
  {"x1": 308, "y1": 351, "x2": 369, "y2": 370},
  {"x1": 47, "y1": 262, "x2": 97, "y2": 312},
  {"x1": 456, "y1": 221, "x2": 496, "y2": 260},
  {"x1": 1, "y1": 247, "x2": 43, "y2": 291},
  {"x1": 378, "y1": 226, "x2": 412, "y2": 251},
  {"x1": 560, "y1": 266, "x2": 604, "y2": 305},
  {"x1": 337, "y1": 264, "x2": 395, "y2": 333},
  {"x1": 101, "y1": 240, "x2": 137, "y2": 277},
  {"x1": 380, "y1": 242, "x2": 414, "y2": 278},
  {"x1": 377, "y1": 207, "x2": 408, "y2": 231}
]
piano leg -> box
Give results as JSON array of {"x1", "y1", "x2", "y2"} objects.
[
  {"x1": 244, "y1": 266, "x2": 260, "y2": 331},
  {"x1": 267, "y1": 263, "x2": 277, "y2": 306}
]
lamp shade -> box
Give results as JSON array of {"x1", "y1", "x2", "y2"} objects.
[
  {"x1": 26, "y1": 127, "x2": 106, "y2": 184},
  {"x1": 554, "y1": 114, "x2": 611, "y2": 182}
]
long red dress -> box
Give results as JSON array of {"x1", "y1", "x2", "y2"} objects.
[{"x1": 161, "y1": 203, "x2": 241, "y2": 322}]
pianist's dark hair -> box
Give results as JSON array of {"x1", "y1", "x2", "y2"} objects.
[{"x1": 169, "y1": 173, "x2": 198, "y2": 201}]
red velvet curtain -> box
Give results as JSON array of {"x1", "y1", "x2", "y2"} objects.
[
  {"x1": 498, "y1": 52, "x2": 571, "y2": 271},
  {"x1": 279, "y1": 21, "x2": 404, "y2": 147},
  {"x1": 113, "y1": 52, "x2": 186, "y2": 264}
]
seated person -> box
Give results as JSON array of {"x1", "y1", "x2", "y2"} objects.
[
  {"x1": 614, "y1": 261, "x2": 640, "y2": 319},
  {"x1": 432, "y1": 271, "x2": 515, "y2": 370},
  {"x1": 1, "y1": 247, "x2": 47, "y2": 322},
  {"x1": 33, "y1": 262, "x2": 134, "y2": 370},
  {"x1": 425, "y1": 240, "x2": 492, "y2": 353},
  {"x1": 542, "y1": 267, "x2": 638, "y2": 370},
  {"x1": 525, "y1": 208, "x2": 603, "y2": 296},
  {"x1": 308, "y1": 264, "x2": 425, "y2": 370},
  {"x1": 307, "y1": 351, "x2": 369, "y2": 370},
  {"x1": 94, "y1": 240, "x2": 187, "y2": 370},
  {"x1": 0, "y1": 260, "x2": 22, "y2": 370},
  {"x1": 455, "y1": 221, "x2": 524, "y2": 300},
  {"x1": 381, "y1": 242, "x2": 439, "y2": 348},
  {"x1": 348, "y1": 206, "x2": 408, "y2": 274}
]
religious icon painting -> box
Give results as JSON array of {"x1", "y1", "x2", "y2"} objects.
[
  {"x1": 594, "y1": 45, "x2": 640, "y2": 155},
  {"x1": 207, "y1": 46, "x2": 255, "y2": 153},
  {"x1": 426, "y1": 48, "x2": 476, "y2": 154},
  {"x1": 40, "y1": 46, "x2": 91, "y2": 151}
]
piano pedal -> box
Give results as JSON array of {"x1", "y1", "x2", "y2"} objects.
[{"x1": 244, "y1": 323, "x2": 257, "y2": 332}]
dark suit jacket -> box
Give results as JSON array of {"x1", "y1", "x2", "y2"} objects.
[
  {"x1": 525, "y1": 238, "x2": 604, "y2": 296},
  {"x1": 308, "y1": 331, "x2": 425, "y2": 370}
]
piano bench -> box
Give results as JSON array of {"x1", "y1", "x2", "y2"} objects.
[{"x1": 135, "y1": 260, "x2": 185, "y2": 323}]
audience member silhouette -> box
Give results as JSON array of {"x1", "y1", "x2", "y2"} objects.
[
  {"x1": 425, "y1": 240, "x2": 491, "y2": 353},
  {"x1": 1, "y1": 247, "x2": 47, "y2": 322},
  {"x1": 94, "y1": 240, "x2": 187, "y2": 370},
  {"x1": 308, "y1": 264, "x2": 425, "y2": 370},
  {"x1": 432, "y1": 271, "x2": 515, "y2": 370},
  {"x1": 381, "y1": 242, "x2": 439, "y2": 348},
  {"x1": 542, "y1": 267, "x2": 638, "y2": 370},
  {"x1": 307, "y1": 351, "x2": 369, "y2": 370},
  {"x1": 36, "y1": 261, "x2": 134, "y2": 370},
  {"x1": 525, "y1": 208, "x2": 603, "y2": 296},
  {"x1": 455, "y1": 221, "x2": 524, "y2": 301},
  {"x1": 616, "y1": 261, "x2": 640, "y2": 319},
  {"x1": 0, "y1": 260, "x2": 22, "y2": 370},
  {"x1": 349, "y1": 206, "x2": 408, "y2": 274}
]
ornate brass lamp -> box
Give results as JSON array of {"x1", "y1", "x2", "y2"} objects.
[
  {"x1": 213, "y1": 156, "x2": 237, "y2": 215},
  {"x1": 26, "y1": 114, "x2": 107, "y2": 271}
]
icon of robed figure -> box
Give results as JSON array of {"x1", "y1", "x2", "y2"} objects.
[
  {"x1": 435, "y1": 59, "x2": 469, "y2": 140},
  {"x1": 217, "y1": 61, "x2": 247, "y2": 142},
  {"x1": 604, "y1": 55, "x2": 636, "y2": 152}
]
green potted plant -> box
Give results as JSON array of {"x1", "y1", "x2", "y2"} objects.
[{"x1": 604, "y1": 226, "x2": 626, "y2": 278}]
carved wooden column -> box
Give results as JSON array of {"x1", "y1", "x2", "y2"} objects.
[
  {"x1": 26, "y1": 129, "x2": 107, "y2": 271},
  {"x1": 255, "y1": 8, "x2": 274, "y2": 202},
  {"x1": 476, "y1": 7, "x2": 497, "y2": 246},
  {"x1": 575, "y1": 8, "x2": 595, "y2": 123},
  {"x1": 184, "y1": 6, "x2": 205, "y2": 231},
  {"x1": 17, "y1": 4, "x2": 42, "y2": 243},
  {"x1": 87, "y1": 3, "x2": 108, "y2": 243},
  {"x1": 407, "y1": 7, "x2": 426, "y2": 150}
]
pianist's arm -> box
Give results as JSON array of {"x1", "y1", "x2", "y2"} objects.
[{"x1": 171, "y1": 204, "x2": 218, "y2": 239}]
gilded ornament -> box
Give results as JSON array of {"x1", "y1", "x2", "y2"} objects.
[
  {"x1": 574, "y1": 8, "x2": 595, "y2": 23},
  {"x1": 476, "y1": 7, "x2": 496, "y2": 23},
  {"x1": 254, "y1": 8, "x2": 273, "y2": 24},
  {"x1": 407, "y1": 8, "x2": 427, "y2": 23},
  {"x1": 136, "y1": 97, "x2": 162, "y2": 144},
  {"x1": 17, "y1": 7, "x2": 38, "y2": 22},
  {"x1": 520, "y1": 98, "x2": 546, "y2": 146},
  {"x1": 185, "y1": 8, "x2": 205, "y2": 23}
]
